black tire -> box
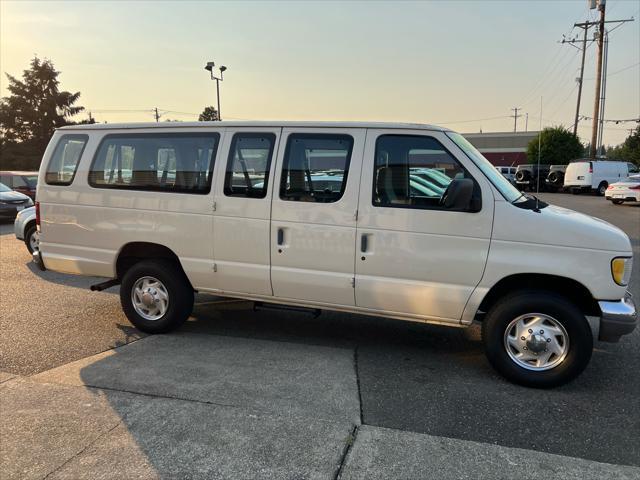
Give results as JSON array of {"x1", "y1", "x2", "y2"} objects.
[
  {"x1": 570, "y1": 188, "x2": 580, "y2": 195},
  {"x1": 120, "y1": 259, "x2": 194, "y2": 334},
  {"x1": 611, "y1": 199, "x2": 624, "y2": 205},
  {"x1": 597, "y1": 182, "x2": 608, "y2": 196},
  {"x1": 482, "y1": 291, "x2": 593, "y2": 388},
  {"x1": 23, "y1": 223, "x2": 38, "y2": 254},
  {"x1": 515, "y1": 170, "x2": 529, "y2": 182}
]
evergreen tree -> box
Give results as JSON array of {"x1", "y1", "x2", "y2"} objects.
[{"x1": 0, "y1": 57, "x2": 86, "y2": 169}]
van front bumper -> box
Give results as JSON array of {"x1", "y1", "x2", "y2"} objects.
[{"x1": 598, "y1": 296, "x2": 637, "y2": 342}]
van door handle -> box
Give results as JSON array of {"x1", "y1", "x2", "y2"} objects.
[
  {"x1": 277, "y1": 228, "x2": 284, "y2": 246},
  {"x1": 360, "y1": 234, "x2": 368, "y2": 253}
]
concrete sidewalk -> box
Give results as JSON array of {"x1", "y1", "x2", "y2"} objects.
[{"x1": 2, "y1": 333, "x2": 638, "y2": 479}]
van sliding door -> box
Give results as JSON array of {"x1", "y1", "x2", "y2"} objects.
[
  {"x1": 211, "y1": 127, "x2": 281, "y2": 296},
  {"x1": 269, "y1": 128, "x2": 365, "y2": 306}
]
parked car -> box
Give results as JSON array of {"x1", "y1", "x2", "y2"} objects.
[
  {"x1": 514, "y1": 164, "x2": 551, "y2": 191},
  {"x1": 0, "y1": 182, "x2": 33, "y2": 221},
  {"x1": 32, "y1": 121, "x2": 636, "y2": 388},
  {"x1": 604, "y1": 175, "x2": 640, "y2": 205},
  {"x1": 564, "y1": 160, "x2": 629, "y2": 196},
  {"x1": 14, "y1": 206, "x2": 39, "y2": 253},
  {"x1": 0, "y1": 171, "x2": 39, "y2": 200},
  {"x1": 545, "y1": 165, "x2": 567, "y2": 192},
  {"x1": 495, "y1": 166, "x2": 516, "y2": 185}
]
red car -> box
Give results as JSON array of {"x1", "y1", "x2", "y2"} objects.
[{"x1": 0, "y1": 171, "x2": 38, "y2": 200}]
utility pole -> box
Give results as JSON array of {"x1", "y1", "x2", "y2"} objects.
[
  {"x1": 562, "y1": 24, "x2": 590, "y2": 137},
  {"x1": 561, "y1": 2, "x2": 633, "y2": 156},
  {"x1": 154, "y1": 107, "x2": 160, "y2": 123},
  {"x1": 525, "y1": 113, "x2": 529, "y2": 132},
  {"x1": 597, "y1": 30, "x2": 609, "y2": 156},
  {"x1": 511, "y1": 107, "x2": 522, "y2": 132},
  {"x1": 590, "y1": 0, "x2": 606, "y2": 158}
]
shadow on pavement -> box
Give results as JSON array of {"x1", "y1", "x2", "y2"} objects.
[
  {"x1": 4, "y1": 295, "x2": 639, "y2": 478},
  {"x1": 82, "y1": 299, "x2": 640, "y2": 471}
]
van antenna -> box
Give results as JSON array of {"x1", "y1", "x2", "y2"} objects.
[{"x1": 535, "y1": 96, "x2": 542, "y2": 212}]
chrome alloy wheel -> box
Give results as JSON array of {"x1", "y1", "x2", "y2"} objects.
[
  {"x1": 131, "y1": 276, "x2": 169, "y2": 321},
  {"x1": 503, "y1": 313, "x2": 569, "y2": 371},
  {"x1": 30, "y1": 230, "x2": 40, "y2": 252}
]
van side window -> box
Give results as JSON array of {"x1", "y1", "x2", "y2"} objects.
[
  {"x1": 224, "y1": 133, "x2": 276, "y2": 198},
  {"x1": 89, "y1": 133, "x2": 219, "y2": 194},
  {"x1": 373, "y1": 135, "x2": 472, "y2": 210},
  {"x1": 280, "y1": 134, "x2": 353, "y2": 203},
  {"x1": 45, "y1": 135, "x2": 89, "y2": 185}
]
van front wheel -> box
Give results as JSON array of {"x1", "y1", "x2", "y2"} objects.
[
  {"x1": 120, "y1": 260, "x2": 194, "y2": 334},
  {"x1": 482, "y1": 291, "x2": 592, "y2": 388}
]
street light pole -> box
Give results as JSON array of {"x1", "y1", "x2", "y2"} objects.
[
  {"x1": 204, "y1": 61, "x2": 227, "y2": 121},
  {"x1": 216, "y1": 77, "x2": 221, "y2": 121}
]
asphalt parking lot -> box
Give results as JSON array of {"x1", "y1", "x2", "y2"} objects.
[{"x1": 1, "y1": 193, "x2": 639, "y2": 478}]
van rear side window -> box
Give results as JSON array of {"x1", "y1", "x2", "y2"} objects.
[
  {"x1": 45, "y1": 135, "x2": 89, "y2": 185},
  {"x1": 89, "y1": 133, "x2": 219, "y2": 194},
  {"x1": 280, "y1": 134, "x2": 353, "y2": 203},
  {"x1": 224, "y1": 133, "x2": 276, "y2": 198}
]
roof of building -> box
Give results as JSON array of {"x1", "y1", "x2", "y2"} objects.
[{"x1": 58, "y1": 121, "x2": 449, "y2": 131}]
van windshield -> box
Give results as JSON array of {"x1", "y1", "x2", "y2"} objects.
[{"x1": 446, "y1": 132, "x2": 524, "y2": 203}]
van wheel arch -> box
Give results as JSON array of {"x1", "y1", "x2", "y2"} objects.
[
  {"x1": 477, "y1": 274, "x2": 600, "y2": 318},
  {"x1": 115, "y1": 242, "x2": 193, "y2": 290}
]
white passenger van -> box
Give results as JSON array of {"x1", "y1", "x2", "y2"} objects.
[
  {"x1": 564, "y1": 160, "x2": 631, "y2": 195},
  {"x1": 34, "y1": 122, "x2": 636, "y2": 388}
]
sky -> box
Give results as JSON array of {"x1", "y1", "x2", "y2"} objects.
[{"x1": 1, "y1": 0, "x2": 639, "y2": 146}]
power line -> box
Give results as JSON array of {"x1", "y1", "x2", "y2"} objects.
[
  {"x1": 584, "y1": 61, "x2": 640, "y2": 80},
  {"x1": 433, "y1": 115, "x2": 510, "y2": 125},
  {"x1": 519, "y1": 46, "x2": 577, "y2": 108},
  {"x1": 579, "y1": 115, "x2": 640, "y2": 123},
  {"x1": 548, "y1": 82, "x2": 580, "y2": 121}
]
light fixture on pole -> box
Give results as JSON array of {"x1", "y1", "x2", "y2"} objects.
[{"x1": 204, "y1": 61, "x2": 227, "y2": 121}]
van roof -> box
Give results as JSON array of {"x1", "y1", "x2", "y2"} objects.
[{"x1": 57, "y1": 121, "x2": 450, "y2": 132}]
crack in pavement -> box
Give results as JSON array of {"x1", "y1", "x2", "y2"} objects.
[
  {"x1": 43, "y1": 421, "x2": 123, "y2": 480},
  {"x1": 334, "y1": 424, "x2": 359, "y2": 480}
]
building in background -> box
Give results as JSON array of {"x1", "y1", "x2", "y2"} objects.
[{"x1": 463, "y1": 131, "x2": 539, "y2": 166}]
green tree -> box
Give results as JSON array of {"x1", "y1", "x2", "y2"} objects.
[
  {"x1": 0, "y1": 57, "x2": 86, "y2": 169},
  {"x1": 198, "y1": 106, "x2": 219, "y2": 121},
  {"x1": 608, "y1": 126, "x2": 640, "y2": 165},
  {"x1": 526, "y1": 126, "x2": 584, "y2": 165}
]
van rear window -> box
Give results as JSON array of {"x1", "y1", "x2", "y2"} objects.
[
  {"x1": 89, "y1": 133, "x2": 219, "y2": 194},
  {"x1": 45, "y1": 135, "x2": 89, "y2": 185}
]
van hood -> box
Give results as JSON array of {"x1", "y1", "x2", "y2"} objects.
[{"x1": 496, "y1": 202, "x2": 632, "y2": 253}]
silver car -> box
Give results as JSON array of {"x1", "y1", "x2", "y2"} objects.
[{"x1": 14, "y1": 206, "x2": 39, "y2": 253}]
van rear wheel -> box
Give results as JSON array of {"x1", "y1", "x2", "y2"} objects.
[
  {"x1": 597, "y1": 182, "x2": 608, "y2": 196},
  {"x1": 23, "y1": 223, "x2": 39, "y2": 254},
  {"x1": 482, "y1": 291, "x2": 592, "y2": 388},
  {"x1": 120, "y1": 260, "x2": 194, "y2": 334}
]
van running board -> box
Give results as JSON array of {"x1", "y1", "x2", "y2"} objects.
[
  {"x1": 90, "y1": 279, "x2": 121, "y2": 292},
  {"x1": 253, "y1": 301, "x2": 321, "y2": 318}
]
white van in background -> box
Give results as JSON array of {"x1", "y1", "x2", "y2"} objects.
[
  {"x1": 563, "y1": 160, "x2": 631, "y2": 195},
  {"x1": 32, "y1": 121, "x2": 636, "y2": 388}
]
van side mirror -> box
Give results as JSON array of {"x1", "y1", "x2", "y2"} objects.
[{"x1": 442, "y1": 178, "x2": 474, "y2": 210}]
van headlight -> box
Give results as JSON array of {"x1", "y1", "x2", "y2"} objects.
[{"x1": 611, "y1": 257, "x2": 632, "y2": 286}]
